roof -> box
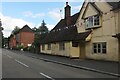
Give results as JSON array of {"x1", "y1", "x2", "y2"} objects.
[
  {"x1": 40, "y1": 12, "x2": 81, "y2": 44},
  {"x1": 107, "y1": 2, "x2": 120, "y2": 10},
  {"x1": 51, "y1": 12, "x2": 80, "y2": 31},
  {"x1": 9, "y1": 25, "x2": 34, "y2": 38},
  {"x1": 39, "y1": 4, "x2": 91, "y2": 44},
  {"x1": 19, "y1": 25, "x2": 34, "y2": 33},
  {"x1": 40, "y1": 26, "x2": 91, "y2": 44}
]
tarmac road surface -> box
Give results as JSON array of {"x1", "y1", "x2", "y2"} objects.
[{"x1": 2, "y1": 49, "x2": 118, "y2": 79}]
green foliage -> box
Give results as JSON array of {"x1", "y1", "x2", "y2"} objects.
[
  {"x1": 38, "y1": 20, "x2": 49, "y2": 33},
  {"x1": 32, "y1": 27, "x2": 38, "y2": 32},
  {"x1": 32, "y1": 20, "x2": 49, "y2": 47},
  {"x1": 17, "y1": 44, "x2": 24, "y2": 50},
  {"x1": 32, "y1": 20, "x2": 49, "y2": 33},
  {"x1": 12, "y1": 26, "x2": 20, "y2": 34}
]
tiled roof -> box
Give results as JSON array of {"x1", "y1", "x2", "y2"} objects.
[
  {"x1": 40, "y1": 12, "x2": 81, "y2": 44},
  {"x1": 51, "y1": 12, "x2": 80, "y2": 31},
  {"x1": 40, "y1": 25, "x2": 91, "y2": 44},
  {"x1": 9, "y1": 25, "x2": 34, "y2": 38},
  {"x1": 19, "y1": 25, "x2": 34, "y2": 33},
  {"x1": 39, "y1": 7, "x2": 91, "y2": 44},
  {"x1": 107, "y1": 2, "x2": 120, "y2": 10}
]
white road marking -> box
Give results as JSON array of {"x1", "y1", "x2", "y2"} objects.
[
  {"x1": 15, "y1": 59, "x2": 29, "y2": 68},
  {"x1": 6, "y1": 55, "x2": 12, "y2": 59},
  {"x1": 40, "y1": 72, "x2": 55, "y2": 80}
]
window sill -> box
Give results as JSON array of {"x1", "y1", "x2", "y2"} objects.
[
  {"x1": 85, "y1": 25, "x2": 101, "y2": 30},
  {"x1": 92, "y1": 53, "x2": 106, "y2": 54}
]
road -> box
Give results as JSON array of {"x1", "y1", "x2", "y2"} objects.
[{"x1": 2, "y1": 49, "x2": 118, "y2": 79}]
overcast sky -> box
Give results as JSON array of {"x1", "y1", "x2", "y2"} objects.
[{"x1": 1, "y1": 1, "x2": 83, "y2": 37}]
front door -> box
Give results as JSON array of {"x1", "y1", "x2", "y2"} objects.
[{"x1": 79, "y1": 42, "x2": 86, "y2": 59}]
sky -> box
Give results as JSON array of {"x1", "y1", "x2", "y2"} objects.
[{"x1": 0, "y1": 1, "x2": 84, "y2": 37}]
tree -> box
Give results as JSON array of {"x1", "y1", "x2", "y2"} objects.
[
  {"x1": 0, "y1": 19, "x2": 4, "y2": 48},
  {"x1": 32, "y1": 20, "x2": 49, "y2": 53},
  {"x1": 37, "y1": 20, "x2": 49, "y2": 33},
  {"x1": 32, "y1": 27, "x2": 38, "y2": 32},
  {"x1": 11, "y1": 26, "x2": 20, "y2": 34}
]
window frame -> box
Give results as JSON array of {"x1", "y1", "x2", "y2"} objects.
[
  {"x1": 47, "y1": 43, "x2": 51, "y2": 50},
  {"x1": 93, "y1": 42, "x2": 107, "y2": 54},
  {"x1": 59, "y1": 42, "x2": 65, "y2": 50},
  {"x1": 85, "y1": 15, "x2": 101, "y2": 29},
  {"x1": 42, "y1": 44, "x2": 45, "y2": 50},
  {"x1": 72, "y1": 41, "x2": 79, "y2": 47}
]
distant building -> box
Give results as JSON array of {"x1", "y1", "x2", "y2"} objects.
[{"x1": 9, "y1": 25, "x2": 35, "y2": 49}]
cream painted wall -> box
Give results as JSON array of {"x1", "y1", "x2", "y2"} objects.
[
  {"x1": 69, "y1": 42, "x2": 80, "y2": 58},
  {"x1": 83, "y1": 3, "x2": 98, "y2": 18},
  {"x1": 76, "y1": 2, "x2": 119, "y2": 61},
  {"x1": 40, "y1": 44, "x2": 52, "y2": 54},
  {"x1": 85, "y1": 36, "x2": 118, "y2": 61},
  {"x1": 76, "y1": 2, "x2": 88, "y2": 33},
  {"x1": 117, "y1": 9, "x2": 120, "y2": 33},
  {"x1": 51, "y1": 43, "x2": 58, "y2": 55},
  {"x1": 40, "y1": 42, "x2": 70, "y2": 57},
  {"x1": 40, "y1": 42, "x2": 80, "y2": 58},
  {"x1": 52, "y1": 42, "x2": 70, "y2": 56}
]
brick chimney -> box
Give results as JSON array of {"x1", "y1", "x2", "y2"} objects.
[{"x1": 64, "y1": 2, "x2": 71, "y2": 26}]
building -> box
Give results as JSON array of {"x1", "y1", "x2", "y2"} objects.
[
  {"x1": 76, "y1": 1, "x2": 120, "y2": 61},
  {"x1": 9, "y1": 25, "x2": 34, "y2": 49},
  {"x1": 40, "y1": 1, "x2": 120, "y2": 61},
  {"x1": 40, "y1": 2, "x2": 91, "y2": 58}
]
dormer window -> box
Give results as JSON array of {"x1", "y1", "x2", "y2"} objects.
[{"x1": 85, "y1": 15, "x2": 101, "y2": 29}]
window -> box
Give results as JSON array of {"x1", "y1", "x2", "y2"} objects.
[
  {"x1": 59, "y1": 42, "x2": 65, "y2": 50},
  {"x1": 85, "y1": 15, "x2": 100, "y2": 29},
  {"x1": 94, "y1": 15, "x2": 100, "y2": 25},
  {"x1": 93, "y1": 42, "x2": 106, "y2": 54},
  {"x1": 47, "y1": 44, "x2": 51, "y2": 50},
  {"x1": 42, "y1": 44, "x2": 45, "y2": 50},
  {"x1": 72, "y1": 41, "x2": 78, "y2": 47}
]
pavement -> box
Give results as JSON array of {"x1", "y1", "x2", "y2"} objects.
[
  {"x1": 0, "y1": 48, "x2": 2, "y2": 79},
  {"x1": 9, "y1": 49, "x2": 119, "y2": 77}
]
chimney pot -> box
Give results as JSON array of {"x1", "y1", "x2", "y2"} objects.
[{"x1": 66, "y1": 2, "x2": 68, "y2": 6}]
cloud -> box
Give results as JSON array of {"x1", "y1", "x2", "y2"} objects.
[
  {"x1": 48, "y1": 8, "x2": 64, "y2": 21},
  {"x1": 48, "y1": 5, "x2": 82, "y2": 21},
  {"x1": 0, "y1": 12, "x2": 35, "y2": 37},
  {"x1": 72, "y1": 5, "x2": 82, "y2": 11},
  {"x1": 46, "y1": 24, "x2": 55, "y2": 30},
  {"x1": 23, "y1": 11, "x2": 45, "y2": 18}
]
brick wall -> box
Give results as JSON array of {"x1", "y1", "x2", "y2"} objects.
[
  {"x1": 9, "y1": 36, "x2": 16, "y2": 49},
  {"x1": 20, "y1": 32, "x2": 34, "y2": 48}
]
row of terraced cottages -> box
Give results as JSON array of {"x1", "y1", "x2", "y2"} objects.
[{"x1": 40, "y1": 1, "x2": 120, "y2": 62}]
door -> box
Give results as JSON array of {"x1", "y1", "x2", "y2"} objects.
[{"x1": 79, "y1": 42, "x2": 86, "y2": 59}]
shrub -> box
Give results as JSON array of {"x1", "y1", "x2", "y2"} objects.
[{"x1": 17, "y1": 44, "x2": 24, "y2": 50}]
